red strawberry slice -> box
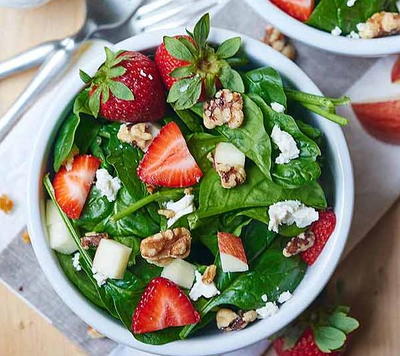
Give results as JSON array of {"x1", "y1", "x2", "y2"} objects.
[
  {"x1": 53, "y1": 155, "x2": 100, "y2": 219},
  {"x1": 132, "y1": 277, "x2": 200, "y2": 334},
  {"x1": 137, "y1": 122, "x2": 203, "y2": 187},
  {"x1": 391, "y1": 56, "x2": 400, "y2": 83},
  {"x1": 273, "y1": 328, "x2": 342, "y2": 356},
  {"x1": 301, "y1": 209, "x2": 336, "y2": 265},
  {"x1": 271, "y1": 0, "x2": 315, "y2": 22}
]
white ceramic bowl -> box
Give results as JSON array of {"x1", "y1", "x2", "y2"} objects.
[
  {"x1": 27, "y1": 28, "x2": 354, "y2": 355},
  {"x1": 245, "y1": 0, "x2": 400, "y2": 57}
]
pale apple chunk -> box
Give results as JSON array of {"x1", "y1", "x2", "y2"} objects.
[
  {"x1": 218, "y1": 232, "x2": 249, "y2": 273},
  {"x1": 214, "y1": 142, "x2": 245, "y2": 167},
  {"x1": 92, "y1": 239, "x2": 132, "y2": 279},
  {"x1": 46, "y1": 200, "x2": 78, "y2": 255},
  {"x1": 161, "y1": 259, "x2": 196, "y2": 289}
]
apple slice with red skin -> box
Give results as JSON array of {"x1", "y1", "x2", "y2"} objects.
[
  {"x1": 217, "y1": 232, "x2": 248, "y2": 273},
  {"x1": 352, "y1": 99, "x2": 400, "y2": 144},
  {"x1": 391, "y1": 57, "x2": 400, "y2": 83}
]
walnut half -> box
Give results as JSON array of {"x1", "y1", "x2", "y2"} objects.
[
  {"x1": 81, "y1": 232, "x2": 109, "y2": 250},
  {"x1": 117, "y1": 123, "x2": 158, "y2": 151},
  {"x1": 283, "y1": 231, "x2": 315, "y2": 257},
  {"x1": 216, "y1": 308, "x2": 257, "y2": 331},
  {"x1": 262, "y1": 26, "x2": 296, "y2": 60},
  {"x1": 140, "y1": 228, "x2": 191, "y2": 266},
  {"x1": 358, "y1": 12, "x2": 400, "y2": 39},
  {"x1": 203, "y1": 89, "x2": 244, "y2": 129},
  {"x1": 216, "y1": 164, "x2": 246, "y2": 189}
]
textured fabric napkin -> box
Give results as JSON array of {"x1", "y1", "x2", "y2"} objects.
[{"x1": 1, "y1": 1, "x2": 400, "y2": 355}]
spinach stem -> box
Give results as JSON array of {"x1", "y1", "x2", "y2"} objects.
[
  {"x1": 43, "y1": 174, "x2": 93, "y2": 268},
  {"x1": 111, "y1": 189, "x2": 184, "y2": 222},
  {"x1": 300, "y1": 103, "x2": 349, "y2": 126},
  {"x1": 285, "y1": 89, "x2": 335, "y2": 109}
]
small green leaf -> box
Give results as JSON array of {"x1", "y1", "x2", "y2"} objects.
[
  {"x1": 73, "y1": 89, "x2": 93, "y2": 118},
  {"x1": 170, "y1": 65, "x2": 195, "y2": 79},
  {"x1": 193, "y1": 13, "x2": 210, "y2": 49},
  {"x1": 167, "y1": 76, "x2": 202, "y2": 110},
  {"x1": 108, "y1": 66, "x2": 126, "y2": 78},
  {"x1": 204, "y1": 74, "x2": 216, "y2": 98},
  {"x1": 164, "y1": 36, "x2": 195, "y2": 62},
  {"x1": 109, "y1": 81, "x2": 134, "y2": 101},
  {"x1": 328, "y1": 312, "x2": 359, "y2": 334},
  {"x1": 101, "y1": 86, "x2": 110, "y2": 104},
  {"x1": 88, "y1": 88, "x2": 101, "y2": 117},
  {"x1": 79, "y1": 70, "x2": 92, "y2": 84},
  {"x1": 104, "y1": 47, "x2": 115, "y2": 64},
  {"x1": 216, "y1": 37, "x2": 242, "y2": 59},
  {"x1": 219, "y1": 66, "x2": 245, "y2": 93},
  {"x1": 314, "y1": 326, "x2": 346, "y2": 353},
  {"x1": 178, "y1": 37, "x2": 198, "y2": 57}
]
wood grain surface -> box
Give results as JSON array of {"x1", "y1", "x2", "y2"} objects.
[{"x1": 0, "y1": 1, "x2": 399, "y2": 355}]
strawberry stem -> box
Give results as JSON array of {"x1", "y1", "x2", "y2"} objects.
[{"x1": 111, "y1": 189, "x2": 185, "y2": 222}]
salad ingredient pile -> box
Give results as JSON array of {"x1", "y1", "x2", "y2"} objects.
[
  {"x1": 271, "y1": 0, "x2": 400, "y2": 39},
  {"x1": 43, "y1": 14, "x2": 350, "y2": 345}
]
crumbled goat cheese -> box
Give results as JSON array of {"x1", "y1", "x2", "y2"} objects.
[
  {"x1": 256, "y1": 302, "x2": 279, "y2": 319},
  {"x1": 92, "y1": 267, "x2": 107, "y2": 287},
  {"x1": 331, "y1": 26, "x2": 342, "y2": 36},
  {"x1": 271, "y1": 102, "x2": 285, "y2": 113},
  {"x1": 268, "y1": 200, "x2": 319, "y2": 233},
  {"x1": 271, "y1": 125, "x2": 300, "y2": 164},
  {"x1": 165, "y1": 194, "x2": 195, "y2": 228},
  {"x1": 95, "y1": 168, "x2": 121, "y2": 202},
  {"x1": 356, "y1": 23, "x2": 367, "y2": 32},
  {"x1": 72, "y1": 252, "x2": 82, "y2": 271},
  {"x1": 278, "y1": 291, "x2": 293, "y2": 304},
  {"x1": 346, "y1": 0, "x2": 357, "y2": 7},
  {"x1": 261, "y1": 294, "x2": 268, "y2": 302},
  {"x1": 189, "y1": 271, "x2": 220, "y2": 301},
  {"x1": 347, "y1": 31, "x2": 360, "y2": 39}
]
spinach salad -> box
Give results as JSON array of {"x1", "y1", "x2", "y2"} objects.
[{"x1": 43, "y1": 14, "x2": 350, "y2": 345}]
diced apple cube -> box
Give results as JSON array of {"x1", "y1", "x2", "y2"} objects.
[
  {"x1": 214, "y1": 142, "x2": 245, "y2": 168},
  {"x1": 218, "y1": 232, "x2": 248, "y2": 273},
  {"x1": 161, "y1": 259, "x2": 196, "y2": 289},
  {"x1": 92, "y1": 239, "x2": 132, "y2": 279},
  {"x1": 46, "y1": 200, "x2": 77, "y2": 255}
]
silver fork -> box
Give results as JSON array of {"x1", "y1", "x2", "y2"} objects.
[{"x1": 0, "y1": 0, "x2": 227, "y2": 142}]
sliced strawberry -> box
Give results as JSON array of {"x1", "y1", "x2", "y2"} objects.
[
  {"x1": 137, "y1": 122, "x2": 203, "y2": 187},
  {"x1": 301, "y1": 209, "x2": 336, "y2": 265},
  {"x1": 53, "y1": 155, "x2": 100, "y2": 219},
  {"x1": 217, "y1": 232, "x2": 248, "y2": 272},
  {"x1": 271, "y1": 0, "x2": 315, "y2": 22},
  {"x1": 392, "y1": 56, "x2": 400, "y2": 83},
  {"x1": 132, "y1": 277, "x2": 200, "y2": 334}
]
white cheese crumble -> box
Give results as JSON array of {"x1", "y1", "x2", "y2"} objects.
[
  {"x1": 72, "y1": 252, "x2": 82, "y2": 271},
  {"x1": 271, "y1": 125, "x2": 300, "y2": 165},
  {"x1": 278, "y1": 291, "x2": 293, "y2": 304},
  {"x1": 346, "y1": 0, "x2": 357, "y2": 7},
  {"x1": 356, "y1": 23, "x2": 367, "y2": 33},
  {"x1": 95, "y1": 168, "x2": 122, "y2": 202},
  {"x1": 347, "y1": 31, "x2": 360, "y2": 39},
  {"x1": 268, "y1": 200, "x2": 319, "y2": 233},
  {"x1": 331, "y1": 26, "x2": 342, "y2": 36},
  {"x1": 92, "y1": 266, "x2": 107, "y2": 287},
  {"x1": 165, "y1": 194, "x2": 195, "y2": 228},
  {"x1": 256, "y1": 302, "x2": 279, "y2": 319},
  {"x1": 261, "y1": 294, "x2": 268, "y2": 302},
  {"x1": 189, "y1": 271, "x2": 220, "y2": 301},
  {"x1": 271, "y1": 102, "x2": 285, "y2": 113}
]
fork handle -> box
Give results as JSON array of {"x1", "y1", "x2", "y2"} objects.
[
  {"x1": 0, "y1": 38, "x2": 77, "y2": 142},
  {"x1": 0, "y1": 40, "x2": 58, "y2": 79}
]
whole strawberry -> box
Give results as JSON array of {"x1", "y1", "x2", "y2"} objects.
[
  {"x1": 80, "y1": 48, "x2": 166, "y2": 123},
  {"x1": 155, "y1": 13, "x2": 247, "y2": 110},
  {"x1": 272, "y1": 305, "x2": 359, "y2": 356},
  {"x1": 301, "y1": 209, "x2": 336, "y2": 265}
]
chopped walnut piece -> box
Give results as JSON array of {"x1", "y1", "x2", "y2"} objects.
[
  {"x1": 21, "y1": 231, "x2": 31, "y2": 244},
  {"x1": 203, "y1": 89, "x2": 244, "y2": 129},
  {"x1": 81, "y1": 232, "x2": 109, "y2": 250},
  {"x1": 283, "y1": 231, "x2": 315, "y2": 257},
  {"x1": 145, "y1": 183, "x2": 157, "y2": 194},
  {"x1": 140, "y1": 227, "x2": 191, "y2": 266},
  {"x1": 117, "y1": 123, "x2": 155, "y2": 151},
  {"x1": 202, "y1": 264, "x2": 217, "y2": 284},
  {"x1": 358, "y1": 12, "x2": 400, "y2": 39},
  {"x1": 158, "y1": 209, "x2": 176, "y2": 219},
  {"x1": 184, "y1": 187, "x2": 193, "y2": 195},
  {"x1": 215, "y1": 163, "x2": 246, "y2": 189},
  {"x1": 87, "y1": 326, "x2": 105, "y2": 339},
  {"x1": 216, "y1": 308, "x2": 257, "y2": 331},
  {"x1": 262, "y1": 26, "x2": 296, "y2": 60},
  {"x1": 0, "y1": 194, "x2": 13, "y2": 214}
]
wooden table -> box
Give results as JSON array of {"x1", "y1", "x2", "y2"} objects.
[{"x1": 1, "y1": 1, "x2": 399, "y2": 355}]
